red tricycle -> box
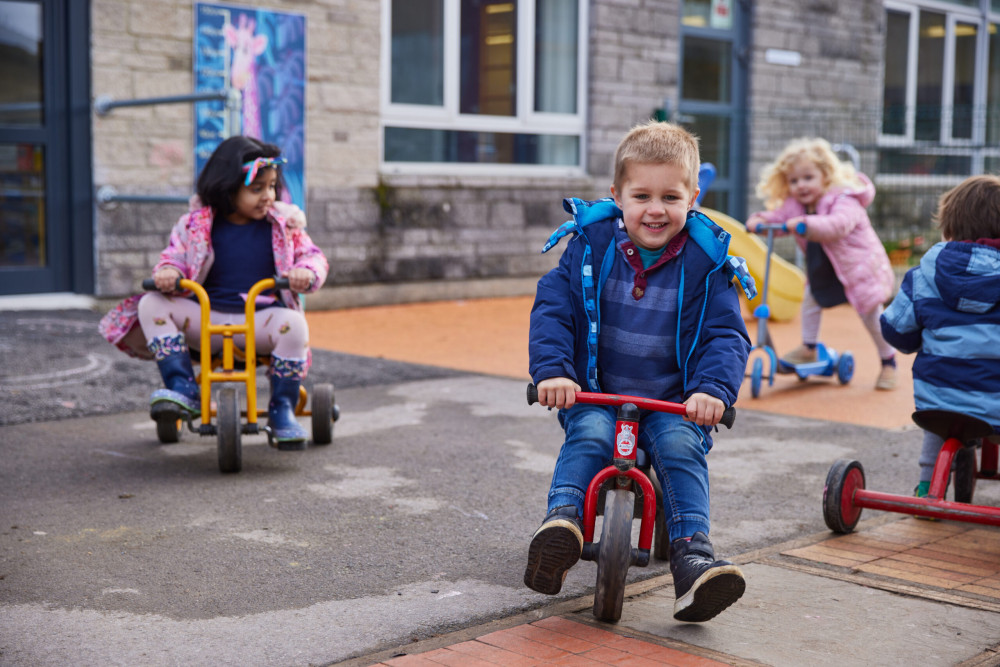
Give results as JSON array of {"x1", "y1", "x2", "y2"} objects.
[
  {"x1": 823, "y1": 409, "x2": 1000, "y2": 532},
  {"x1": 527, "y1": 383, "x2": 736, "y2": 622}
]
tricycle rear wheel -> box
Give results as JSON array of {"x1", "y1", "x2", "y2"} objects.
[
  {"x1": 217, "y1": 387, "x2": 242, "y2": 474},
  {"x1": 156, "y1": 417, "x2": 182, "y2": 444},
  {"x1": 311, "y1": 383, "x2": 335, "y2": 445},
  {"x1": 593, "y1": 489, "x2": 633, "y2": 623},
  {"x1": 823, "y1": 459, "x2": 864, "y2": 533},
  {"x1": 954, "y1": 446, "x2": 977, "y2": 504}
]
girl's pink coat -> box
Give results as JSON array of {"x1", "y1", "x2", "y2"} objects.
[
  {"x1": 752, "y1": 173, "x2": 893, "y2": 316},
  {"x1": 99, "y1": 203, "x2": 329, "y2": 361}
]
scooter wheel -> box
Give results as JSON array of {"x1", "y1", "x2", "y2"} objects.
[
  {"x1": 593, "y1": 489, "x2": 634, "y2": 623},
  {"x1": 837, "y1": 352, "x2": 854, "y2": 385},
  {"x1": 311, "y1": 383, "x2": 335, "y2": 445},
  {"x1": 217, "y1": 386, "x2": 242, "y2": 474},
  {"x1": 751, "y1": 357, "x2": 763, "y2": 398},
  {"x1": 823, "y1": 459, "x2": 864, "y2": 533}
]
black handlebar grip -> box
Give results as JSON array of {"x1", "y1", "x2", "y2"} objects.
[
  {"x1": 720, "y1": 406, "x2": 736, "y2": 429},
  {"x1": 273, "y1": 276, "x2": 291, "y2": 290},
  {"x1": 142, "y1": 277, "x2": 183, "y2": 292},
  {"x1": 526, "y1": 383, "x2": 539, "y2": 405}
]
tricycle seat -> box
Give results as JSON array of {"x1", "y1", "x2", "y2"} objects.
[{"x1": 912, "y1": 409, "x2": 993, "y2": 442}]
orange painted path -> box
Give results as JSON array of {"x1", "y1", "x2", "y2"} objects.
[{"x1": 307, "y1": 298, "x2": 916, "y2": 430}]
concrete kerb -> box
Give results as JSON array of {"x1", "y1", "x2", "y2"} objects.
[{"x1": 331, "y1": 514, "x2": 915, "y2": 667}]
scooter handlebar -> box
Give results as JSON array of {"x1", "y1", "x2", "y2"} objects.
[{"x1": 526, "y1": 383, "x2": 736, "y2": 429}]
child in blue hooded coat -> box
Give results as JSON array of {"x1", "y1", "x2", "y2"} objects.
[
  {"x1": 525, "y1": 121, "x2": 752, "y2": 623},
  {"x1": 880, "y1": 175, "x2": 1000, "y2": 497}
]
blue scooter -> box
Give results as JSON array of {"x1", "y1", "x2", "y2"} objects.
[{"x1": 747, "y1": 222, "x2": 854, "y2": 398}]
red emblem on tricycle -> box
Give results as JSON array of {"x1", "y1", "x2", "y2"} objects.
[{"x1": 615, "y1": 423, "x2": 636, "y2": 457}]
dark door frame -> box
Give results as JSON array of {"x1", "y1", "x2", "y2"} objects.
[{"x1": 0, "y1": 0, "x2": 92, "y2": 296}]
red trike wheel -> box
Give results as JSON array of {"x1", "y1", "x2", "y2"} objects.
[{"x1": 823, "y1": 459, "x2": 864, "y2": 534}]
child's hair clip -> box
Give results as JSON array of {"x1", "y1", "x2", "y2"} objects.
[{"x1": 241, "y1": 157, "x2": 287, "y2": 186}]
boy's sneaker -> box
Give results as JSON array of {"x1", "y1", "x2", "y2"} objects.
[
  {"x1": 876, "y1": 364, "x2": 897, "y2": 391},
  {"x1": 670, "y1": 532, "x2": 745, "y2": 622},
  {"x1": 523, "y1": 506, "x2": 583, "y2": 595},
  {"x1": 780, "y1": 344, "x2": 817, "y2": 366}
]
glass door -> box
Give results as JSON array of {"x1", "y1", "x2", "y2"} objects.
[
  {"x1": 0, "y1": 0, "x2": 90, "y2": 295},
  {"x1": 677, "y1": 0, "x2": 749, "y2": 220}
]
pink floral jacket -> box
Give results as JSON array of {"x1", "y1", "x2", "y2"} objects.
[
  {"x1": 751, "y1": 173, "x2": 893, "y2": 316},
  {"x1": 99, "y1": 202, "x2": 329, "y2": 360}
]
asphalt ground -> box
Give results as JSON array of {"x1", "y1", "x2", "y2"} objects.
[{"x1": 1, "y1": 300, "x2": 999, "y2": 666}]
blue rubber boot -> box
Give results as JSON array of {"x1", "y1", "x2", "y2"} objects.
[
  {"x1": 268, "y1": 356, "x2": 308, "y2": 450},
  {"x1": 148, "y1": 333, "x2": 200, "y2": 422}
]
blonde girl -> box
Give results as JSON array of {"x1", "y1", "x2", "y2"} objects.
[{"x1": 746, "y1": 137, "x2": 897, "y2": 390}]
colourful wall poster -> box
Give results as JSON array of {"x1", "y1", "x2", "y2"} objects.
[{"x1": 194, "y1": 3, "x2": 306, "y2": 206}]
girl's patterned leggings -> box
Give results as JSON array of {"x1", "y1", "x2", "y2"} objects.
[{"x1": 137, "y1": 291, "x2": 308, "y2": 360}]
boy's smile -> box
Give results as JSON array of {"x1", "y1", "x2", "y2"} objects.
[{"x1": 611, "y1": 162, "x2": 699, "y2": 251}]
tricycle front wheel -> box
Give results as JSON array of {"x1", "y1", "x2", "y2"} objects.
[
  {"x1": 593, "y1": 489, "x2": 633, "y2": 623},
  {"x1": 217, "y1": 387, "x2": 242, "y2": 474}
]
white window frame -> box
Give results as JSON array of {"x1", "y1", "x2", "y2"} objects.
[
  {"x1": 379, "y1": 0, "x2": 589, "y2": 177},
  {"x1": 878, "y1": 0, "x2": 1000, "y2": 180}
]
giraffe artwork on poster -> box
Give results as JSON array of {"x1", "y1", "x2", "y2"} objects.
[{"x1": 224, "y1": 14, "x2": 267, "y2": 139}]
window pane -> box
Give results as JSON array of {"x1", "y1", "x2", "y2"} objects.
[
  {"x1": 682, "y1": 37, "x2": 731, "y2": 103},
  {"x1": 685, "y1": 114, "x2": 730, "y2": 179},
  {"x1": 988, "y1": 23, "x2": 1000, "y2": 145},
  {"x1": 682, "y1": 0, "x2": 732, "y2": 30},
  {"x1": 0, "y1": 1, "x2": 42, "y2": 125},
  {"x1": 878, "y1": 150, "x2": 970, "y2": 175},
  {"x1": 534, "y1": 0, "x2": 577, "y2": 114},
  {"x1": 882, "y1": 10, "x2": 909, "y2": 136},
  {"x1": 385, "y1": 126, "x2": 578, "y2": 165},
  {"x1": 952, "y1": 22, "x2": 977, "y2": 140},
  {"x1": 0, "y1": 143, "x2": 45, "y2": 267},
  {"x1": 916, "y1": 12, "x2": 945, "y2": 141},
  {"x1": 391, "y1": 0, "x2": 444, "y2": 105},
  {"x1": 461, "y1": 0, "x2": 517, "y2": 116}
]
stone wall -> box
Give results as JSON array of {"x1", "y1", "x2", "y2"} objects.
[{"x1": 746, "y1": 0, "x2": 884, "y2": 214}]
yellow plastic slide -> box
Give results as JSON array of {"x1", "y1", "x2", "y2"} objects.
[{"x1": 701, "y1": 207, "x2": 805, "y2": 322}]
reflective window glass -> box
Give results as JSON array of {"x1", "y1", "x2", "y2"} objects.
[
  {"x1": 916, "y1": 12, "x2": 945, "y2": 141},
  {"x1": 682, "y1": 0, "x2": 731, "y2": 30},
  {"x1": 384, "y1": 127, "x2": 578, "y2": 165},
  {"x1": 952, "y1": 21, "x2": 977, "y2": 139},
  {"x1": 534, "y1": 0, "x2": 577, "y2": 113},
  {"x1": 988, "y1": 23, "x2": 1000, "y2": 145},
  {"x1": 460, "y1": 0, "x2": 517, "y2": 116},
  {"x1": 0, "y1": 1, "x2": 42, "y2": 125},
  {"x1": 682, "y1": 37, "x2": 731, "y2": 103},
  {"x1": 686, "y1": 114, "x2": 730, "y2": 179},
  {"x1": 391, "y1": 0, "x2": 444, "y2": 105},
  {"x1": 0, "y1": 143, "x2": 45, "y2": 267},
  {"x1": 882, "y1": 10, "x2": 909, "y2": 136}
]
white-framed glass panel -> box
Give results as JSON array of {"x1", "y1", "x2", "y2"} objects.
[
  {"x1": 381, "y1": 0, "x2": 587, "y2": 172},
  {"x1": 882, "y1": 8, "x2": 912, "y2": 137},
  {"x1": 879, "y1": 2, "x2": 1000, "y2": 176},
  {"x1": 390, "y1": 0, "x2": 444, "y2": 106},
  {"x1": 916, "y1": 11, "x2": 945, "y2": 142}
]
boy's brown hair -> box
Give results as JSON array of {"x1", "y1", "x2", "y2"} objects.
[
  {"x1": 613, "y1": 120, "x2": 700, "y2": 194},
  {"x1": 935, "y1": 175, "x2": 1000, "y2": 241}
]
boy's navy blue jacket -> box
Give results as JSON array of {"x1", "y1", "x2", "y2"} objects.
[{"x1": 529, "y1": 198, "x2": 752, "y2": 438}]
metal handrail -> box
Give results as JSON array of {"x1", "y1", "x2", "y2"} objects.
[{"x1": 95, "y1": 88, "x2": 241, "y2": 206}]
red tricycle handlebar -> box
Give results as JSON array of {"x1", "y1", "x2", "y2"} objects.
[{"x1": 526, "y1": 383, "x2": 735, "y2": 429}]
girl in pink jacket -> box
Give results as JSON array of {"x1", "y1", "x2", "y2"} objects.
[
  {"x1": 99, "y1": 136, "x2": 329, "y2": 448},
  {"x1": 746, "y1": 137, "x2": 897, "y2": 390}
]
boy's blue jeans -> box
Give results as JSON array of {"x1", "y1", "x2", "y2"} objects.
[{"x1": 548, "y1": 403, "x2": 711, "y2": 542}]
